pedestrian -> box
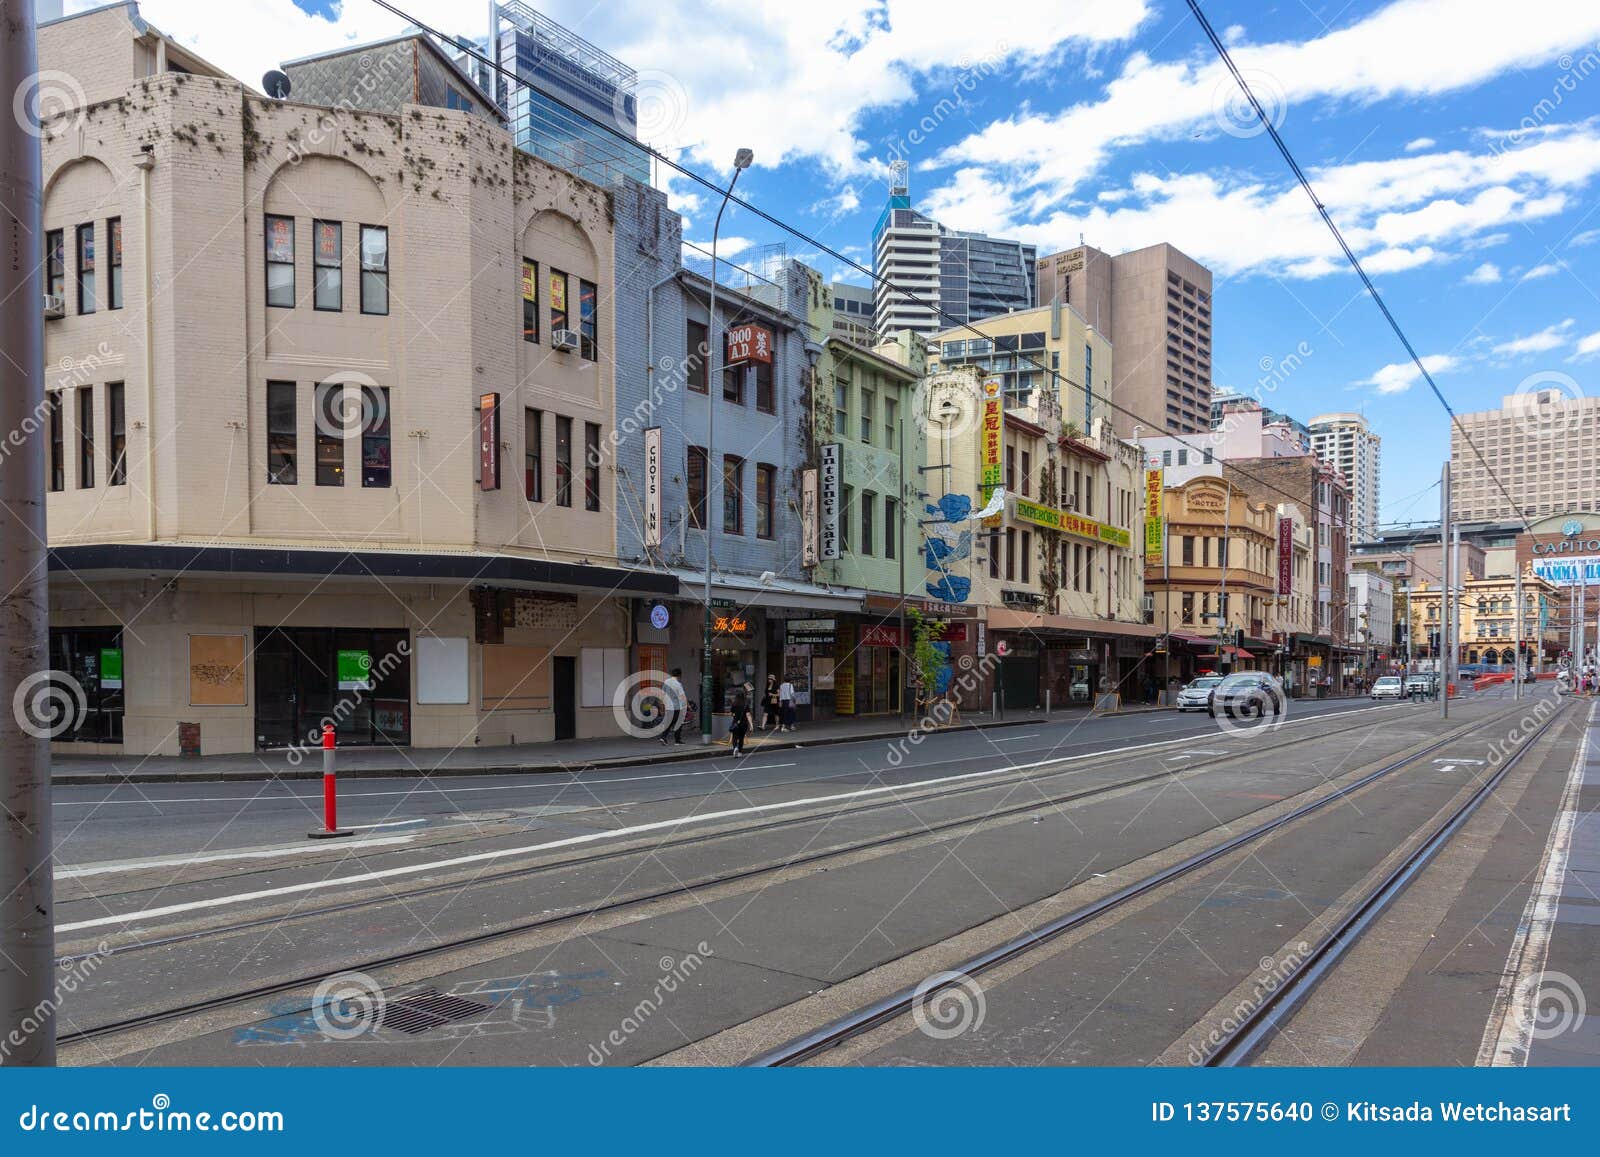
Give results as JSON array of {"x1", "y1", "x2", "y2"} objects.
[
  {"x1": 728, "y1": 689, "x2": 752, "y2": 756},
  {"x1": 761, "y1": 674, "x2": 781, "y2": 730},
  {"x1": 778, "y1": 676, "x2": 796, "y2": 731},
  {"x1": 660, "y1": 668, "x2": 687, "y2": 746}
]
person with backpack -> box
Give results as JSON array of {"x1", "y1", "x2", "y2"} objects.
[{"x1": 728, "y1": 689, "x2": 752, "y2": 756}]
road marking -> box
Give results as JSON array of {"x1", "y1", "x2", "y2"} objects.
[
  {"x1": 347, "y1": 818, "x2": 427, "y2": 830},
  {"x1": 989, "y1": 734, "x2": 1040, "y2": 742},
  {"x1": 56, "y1": 702, "x2": 1408, "y2": 934},
  {"x1": 1434, "y1": 758, "x2": 1485, "y2": 765},
  {"x1": 1477, "y1": 701, "x2": 1592, "y2": 1066},
  {"x1": 56, "y1": 836, "x2": 418, "y2": 880}
]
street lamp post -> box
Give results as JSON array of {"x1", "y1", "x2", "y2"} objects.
[{"x1": 701, "y1": 148, "x2": 753, "y2": 744}]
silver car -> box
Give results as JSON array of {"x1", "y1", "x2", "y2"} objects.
[
  {"x1": 1209, "y1": 672, "x2": 1287, "y2": 718},
  {"x1": 1175, "y1": 675, "x2": 1224, "y2": 712},
  {"x1": 1370, "y1": 675, "x2": 1404, "y2": 700}
]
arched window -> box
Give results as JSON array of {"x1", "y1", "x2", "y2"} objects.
[
  {"x1": 1484, "y1": 648, "x2": 1499, "y2": 665},
  {"x1": 1477, "y1": 597, "x2": 1487, "y2": 615}
]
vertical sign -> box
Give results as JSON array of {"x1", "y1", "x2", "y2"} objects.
[
  {"x1": 980, "y1": 378, "x2": 1004, "y2": 528},
  {"x1": 820, "y1": 444, "x2": 842, "y2": 561},
  {"x1": 1277, "y1": 516, "x2": 1293, "y2": 597},
  {"x1": 801, "y1": 467, "x2": 819, "y2": 568},
  {"x1": 643, "y1": 426, "x2": 663, "y2": 548},
  {"x1": 1144, "y1": 468, "x2": 1164, "y2": 567},
  {"x1": 479, "y1": 393, "x2": 500, "y2": 491}
]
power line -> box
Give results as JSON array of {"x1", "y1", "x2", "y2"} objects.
[{"x1": 377, "y1": 0, "x2": 1374, "y2": 543}]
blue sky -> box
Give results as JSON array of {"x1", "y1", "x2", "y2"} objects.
[{"x1": 129, "y1": 0, "x2": 1600, "y2": 526}]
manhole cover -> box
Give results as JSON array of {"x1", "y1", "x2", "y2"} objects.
[{"x1": 377, "y1": 987, "x2": 492, "y2": 1035}]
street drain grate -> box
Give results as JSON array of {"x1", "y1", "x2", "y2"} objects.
[{"x1": 377, "y1": 988, "x2": 492, "y2": 1035}]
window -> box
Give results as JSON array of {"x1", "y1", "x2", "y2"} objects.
[
  {"x1": 756, "y1": 463, "x2": 776, "y2": 539},
  {"x1": 884, "y1": 497, "x2": 897, "y2": 560},
  {"x1": 579, "y1": 279, "x2": 597, "y2": 360},
  {"x1": 549, "y1": 268, "x2": 569, "y2": 334},
  {"x1": 861, "y1": 490, "x2": 875, "y2": 556},
  {"x1": 723, "y1": 358, "x2": 743, "y2": 404},
  {"x1": 75, "y1": 222, "x2": 95, "y2": 313},
  {"x1": 754, "y1": 359, "x2": 774, "y2": 413},
  {"x1": 1182, "y1": 535, "x2": 1195, "y2": 566},
  {"x1": 47, "y1": 392, "x2": 63, "y2": 492},
  {"x1": 723, "y1": 455, "x2": 744, "y2": 534},
  {"x1": 555, "y1": 415, "x2": 573, "y2": 507},
  {"x1": 687, "y1": 321, "x2": 708, "y2": 391},
  {"x1": 361, "y1": 386, "x2": 390, "y2": 488},
  {"x1": 860, "y1": 389, "x2": 874, "y2": 443},
  {"x1": 521, "y1": 259, "x2": 538, "y2": 342},
  {"x1": 989, "y1": 530, "x2": 1000, "y2": 579},
  {"x1": 1005, "y1": 527, "x2": 1016, "y2": 581},
  {"x1": 107, "y1": 382, "x2": 126, "y2": 486},
  {"x1": 834, "y1": 379, "x2": 848, "y2": 433},
  {"x1": 107, "y1": 218, "x2": 122, "y2": 310},
  {"x1": 314, "y1": 383, "x2": 343, "y2": 485},
  {"x1": 359, "y1": 225, "x2": 388, "y2": 314},
  {"x1": 1021, "y1": 450, "x2": 1031, "y2": 497},
  {"x1": 445, "y1": 86, "x2": 472, "y2": 111},
  {"x1": 1005, "y1": 447, "x2": 1015, "y2": 493},
  {"x1": 77, "y1": 386, "x2": 94, "y2": 488},
  {"x1": 313, "y1": 220, "x2": 342, "y2": 311},
  {"x1": 524, "y1": 408, "x2": 543, "y2": 501},
  {"x1": 1203, "y1": 447, "x2": 1213, "y2": 464},
  {"x1": 1162, "y1": 449, "x2": 1172, "y2": 467},
  {"x1": 1182, "y1": 592, "x2": 1195, "y2": 622},
  {"x1": 1020, "y1": 530, "x2": 1031, "y2": 583},
  {"x1": 687, "y1": 446, "x2": 707, "y2": 528},
  {"x1": 265, "y1": 215, "x2": 294, "y2": 308},
  {"x1": 584, "y1": 422, "x2": 601, "y2": 511},
  {"x1": 884, "y1": 397, "x2": 897, "y2": 450},
  {"x1": 267, "y1": 381, "x2": 296, "y2": 484},
  {"x1": 45, "y1": 229, "x2": 64, "y2": 301},
  {"x1": 1177, "y1": 449, "x2": 1188, "y2": 466}
]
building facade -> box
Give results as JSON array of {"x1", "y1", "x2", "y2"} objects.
[
  {"x1": 281, "y1": 32, "x2": 500, "y2": 122},
  {"x1": 1451, "y1": 389, "x2": 1600, "y2": 522},
  {"x1": 1037, "y1": 243, "x2": 1214, "y2": 436},
  {"x1": 1309, "y1": 412, "x2": 1381, "y2": 542}
]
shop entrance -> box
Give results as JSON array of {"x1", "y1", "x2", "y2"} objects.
[
  {"x1": 998, "y1": 638, "x2": 1041, "y2": 710},
  {"x1": 48, "y1": 626, "x2": 125, "y2": 743},
  {"x1": 254, "y1": 626, "x2": 411, "y2": 749}
]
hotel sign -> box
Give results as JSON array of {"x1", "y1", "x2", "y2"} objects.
[
  {"x1": 1012, "y1": 497, "x2": 1131, "y2": 548},
  {"x1": 643, "y1": 427, "x2": 663, "y2": 548},
  {"x1": 820, "y1": 444, "x2": 842, "y2": 561},
  {"x1": 1144, "y1": 468, "x2": 1164, "y2": 567},
  {"x1": 478, "y1": 392, "x2": 500, "y2": 491}
]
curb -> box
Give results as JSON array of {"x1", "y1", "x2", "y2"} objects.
[{"x1": 51, "y1": 715, "x2": 1051, "y2": 786}]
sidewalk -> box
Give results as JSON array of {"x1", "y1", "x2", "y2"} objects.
[{"x1": 49, "y1": 711, "x2": 1051, "y2": 786}]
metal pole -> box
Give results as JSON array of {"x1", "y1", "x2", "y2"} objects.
[
  {"x1": 1514, "y1": 566, "x2": 1523, "y2": 701},
  {"x1": 1440, "y1": 462, "x2": 1450, "y2": 720},
  {"x1": 0, "y1": 0, "x2": 56, "y2": 1066},
  {"x1": 701, "y1": 158, "x2": 748, "y2": 744}
]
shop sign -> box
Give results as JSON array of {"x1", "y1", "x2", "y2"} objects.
[
  {"x1": 860, "y1": 624, "x2": 902, "y2": 648},
  {"x1": 726, "y1": 323, "x2": 773, "y2": 365},
  {"x1": 478, "y1": 393, "x2": 500, "y2": 491},
  {"x1": 820, "y1": 444, "x2": 842, "y2": 561},
  {"x1": 1308, "y1": 655, "x2": 1323, "y2": 668},
  {"x1": 976, "y1": 621, "x2": 986, "y2": 657},
  {"x1": 1277, "y1": 516, "x2": 1293, "y2": 596},
  {"x1": 980, "y1": 379, "x2": 1004, "y2": 527},
  {"x1": 786, "y1": 618, "x2": 836, "y2": 645},
  {"x1": 713, "y1": 614, "x2": 754, "y2": 636},
  {"x1": 801, "y1": 467, "x2": 819, "y2": 567},
  {"x1": 648, "y1": 603, "x2": 671, "y2": 630},
  {"x1": 1145, "y1": 468, "x2": 1164, "y2": 567},
  {"x1": 99, "y1": 648, "x2": 123, "y2": 689},
  {"x1": 1065, "y1": 648, "x2": 1095, "y2": 664},
  {"x1": 337, "y1": 649, "x2": 372, "y2": 690},
  {"x1": 936, "y1": 622, "x2": 969, "y2": 643},
  {"x1": 643, "y1": 426, "x2": 663, "y2": 548},
  {"x1": 1533, "y1": 557, "x2": 1600, "y2": 586},
  {"x1": 1012, "y1": 497, "x2": 1130, "y2": 547}
]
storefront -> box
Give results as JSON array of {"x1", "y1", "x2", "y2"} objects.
[
  {"x1": 46, "y1": 626, "x2": 125, "y2": 743},
  {"x1": 1045, "y1": 642, "x2": 1098, "y2": 706},
  {"x1": 253, "y1": 626, "x2": 413, "y2": 749},
  {"x1": 834, "y1": 618, "x2": 904, "y2": 717}
]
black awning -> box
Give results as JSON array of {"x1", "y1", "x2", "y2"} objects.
[{"x1": 47, "y1": 543, "x2": 678, "y2": 596}]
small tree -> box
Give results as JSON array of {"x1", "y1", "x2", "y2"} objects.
[{"x1": 908, "y1": 607, "x2": 949, "y2": 716}]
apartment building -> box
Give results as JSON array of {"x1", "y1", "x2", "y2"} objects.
[
  {"x1": 36, "y1": 2, "x2": 670, "y2": 755},
  {"x1": 1309, "y1": 412, "x2": 1382, "y2": 542},
  {"x1": 1450, "y1": 389, "x2": 1600, "y2": 522},
  {"x1": 1037, "y1": 243, "x2": 1213, "y2": 436}
]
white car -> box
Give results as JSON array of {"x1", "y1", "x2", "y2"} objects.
[
  {"x1": 1175, "y1": 675, "x2": 1224, "y2": 712},
  {"x1": 1370, "y1": 675, "x2": 1404, "y2": 700}
]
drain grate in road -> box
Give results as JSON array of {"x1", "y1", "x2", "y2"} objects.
[{"x1": 377, "y1": 988, "x2": 492, "y2": 1035}]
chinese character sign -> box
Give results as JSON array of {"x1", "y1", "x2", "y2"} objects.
[
  {"x1": 726, "y1": 323, "x2": 773, "y2": 365},
  {"x1": 980, "y1": 379, "x2": 1004, "y2": 527},
  {"x1": 1144, "y1": 468, "x2": 1164, "y2": 567}
]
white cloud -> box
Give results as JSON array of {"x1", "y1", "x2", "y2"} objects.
[
  {"x1": 1492, "y1": 319, "x2": 1575, "y2": 356},
  {"x1": 1569, "y1": 331, "x2": 1600, "y2": 362},
  {"x1": 1572, "y1": 228, "x2": 1600, "y2": 247},
  {"x1": 1361, "y1": 353, "x2": 1459, "y2": 394},
  {"x1": 1521, "y1": 261, "x2": 1562, "y2": 280},
  {"x1": 1463, "y1": 262, "x2": 1502, "y2": 283},
  {"x1": 1404, "y1": 137, "x2": 1437, "y2": 151}
]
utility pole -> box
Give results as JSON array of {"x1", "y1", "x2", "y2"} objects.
[
  {"x1": 1514, "y1": 565, "x2": 1523, "y2": 701},
  {"x1": 1, "y1": 0, "x2": 57, "y2": 1066},
  {"x1": 1440, "y1": 462, "x2": 1450, "y2": 720}
]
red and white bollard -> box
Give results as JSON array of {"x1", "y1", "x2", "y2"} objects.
[{"x1": 307, "y1": 722, "x2": 353, "y2": 839}]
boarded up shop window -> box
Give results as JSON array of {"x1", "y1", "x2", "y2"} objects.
[
  {"x1": 481, "y1": 645, "x2": 553, "y2": 710},
  {"x1": 189, "y1": 634, "x2": 247, "y2": 706},
  {"x1": 580, "y1": 647, "x2": 627, "y2": 708}
]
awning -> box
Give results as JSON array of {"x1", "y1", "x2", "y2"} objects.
[
  {"x1": 663, "y1": 567, "x2": 864, "y2": 614},
  {"x1": 1169, "y1": 632, "x2": 1217, "y2": 647},
  {"x1": 983, "y1": 607, "x2": 1163, "y2": 638}
]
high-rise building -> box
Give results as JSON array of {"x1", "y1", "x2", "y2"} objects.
[
  {"x1": 1036, "y1": 243, "x2": 1214, "y2": 437},
  {"x1": 490, "y1": 1, "x2": 650, "y2": 186},
  {"x1": 1308, "y1": 412, "x2": 1381, "y2": 542},
  {"x1": 871, "y1": 163, "x2": 1036, "y2": 338},
  {"x1": 828, "y1": 281, "x2": 877, "y2": 347},
  {"x1": 1451, "y1": 390, "x2": 1600, "y2": 522}
]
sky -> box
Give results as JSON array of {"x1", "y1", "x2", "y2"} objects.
[{"x1": 101, "y1": 0, "x2": 1600, "y2": 528}]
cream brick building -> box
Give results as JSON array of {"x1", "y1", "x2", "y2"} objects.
[{"x1": 37, "y1": 3, "x2": 670, "y2": 756}]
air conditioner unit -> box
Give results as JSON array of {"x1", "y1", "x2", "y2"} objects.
[
  {"x1": 43, "y1": 294, "x2": 65, "y2": 319},
  {"x1": 551, "y1": 328, "x2": 580, "y2": 352}
]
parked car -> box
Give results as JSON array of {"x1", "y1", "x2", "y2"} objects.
[
  {"x1": 1404, "y1": 674, "x2": 1437, "y2": 699},
  {"x1": 1370, "y1": 675, "x2": 1404, "y2": 700},
  {"x1": 1208, "y1": 672, "x2": 1287, "y2": 718},
  {"x1": 1175, "y1": 675, "x2": 1224, "y2": 712}
]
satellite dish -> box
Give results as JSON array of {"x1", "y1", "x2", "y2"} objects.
[{"x1": 262, "y1": 70, "x2": 292, "y2": 100}]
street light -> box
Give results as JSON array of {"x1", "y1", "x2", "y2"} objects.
[{"x1": 702, "y1": 147, "x2": 753, "y2": 744}]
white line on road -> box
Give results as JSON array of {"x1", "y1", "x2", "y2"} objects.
[
  {"x1": 56, "y1": 835, "x2": 419, "y2": 880},
  {"x1": 56, "y1": 702, "x2": 1405, "y2": 934},
  {"x1": 989, "y1": 734, "x2": 1040, "y2": 742}
]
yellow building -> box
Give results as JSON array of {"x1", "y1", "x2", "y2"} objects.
[{"x1": 1406, "y1": 570, "x2": 1561, "y2": 670}]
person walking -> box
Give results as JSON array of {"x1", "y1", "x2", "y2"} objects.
[
  {"x1": 728, "y1": 689, "x2": 752, "y2": 756},
  {"x1": 761, "y1": 674, "x2": 781, "y2": 731},
  {"x1": 778, "y1": 677, "x2": 796, "y2": 731},
  {"x1": 660, "y1": 668, "x2": 687, "y2": 745}
]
